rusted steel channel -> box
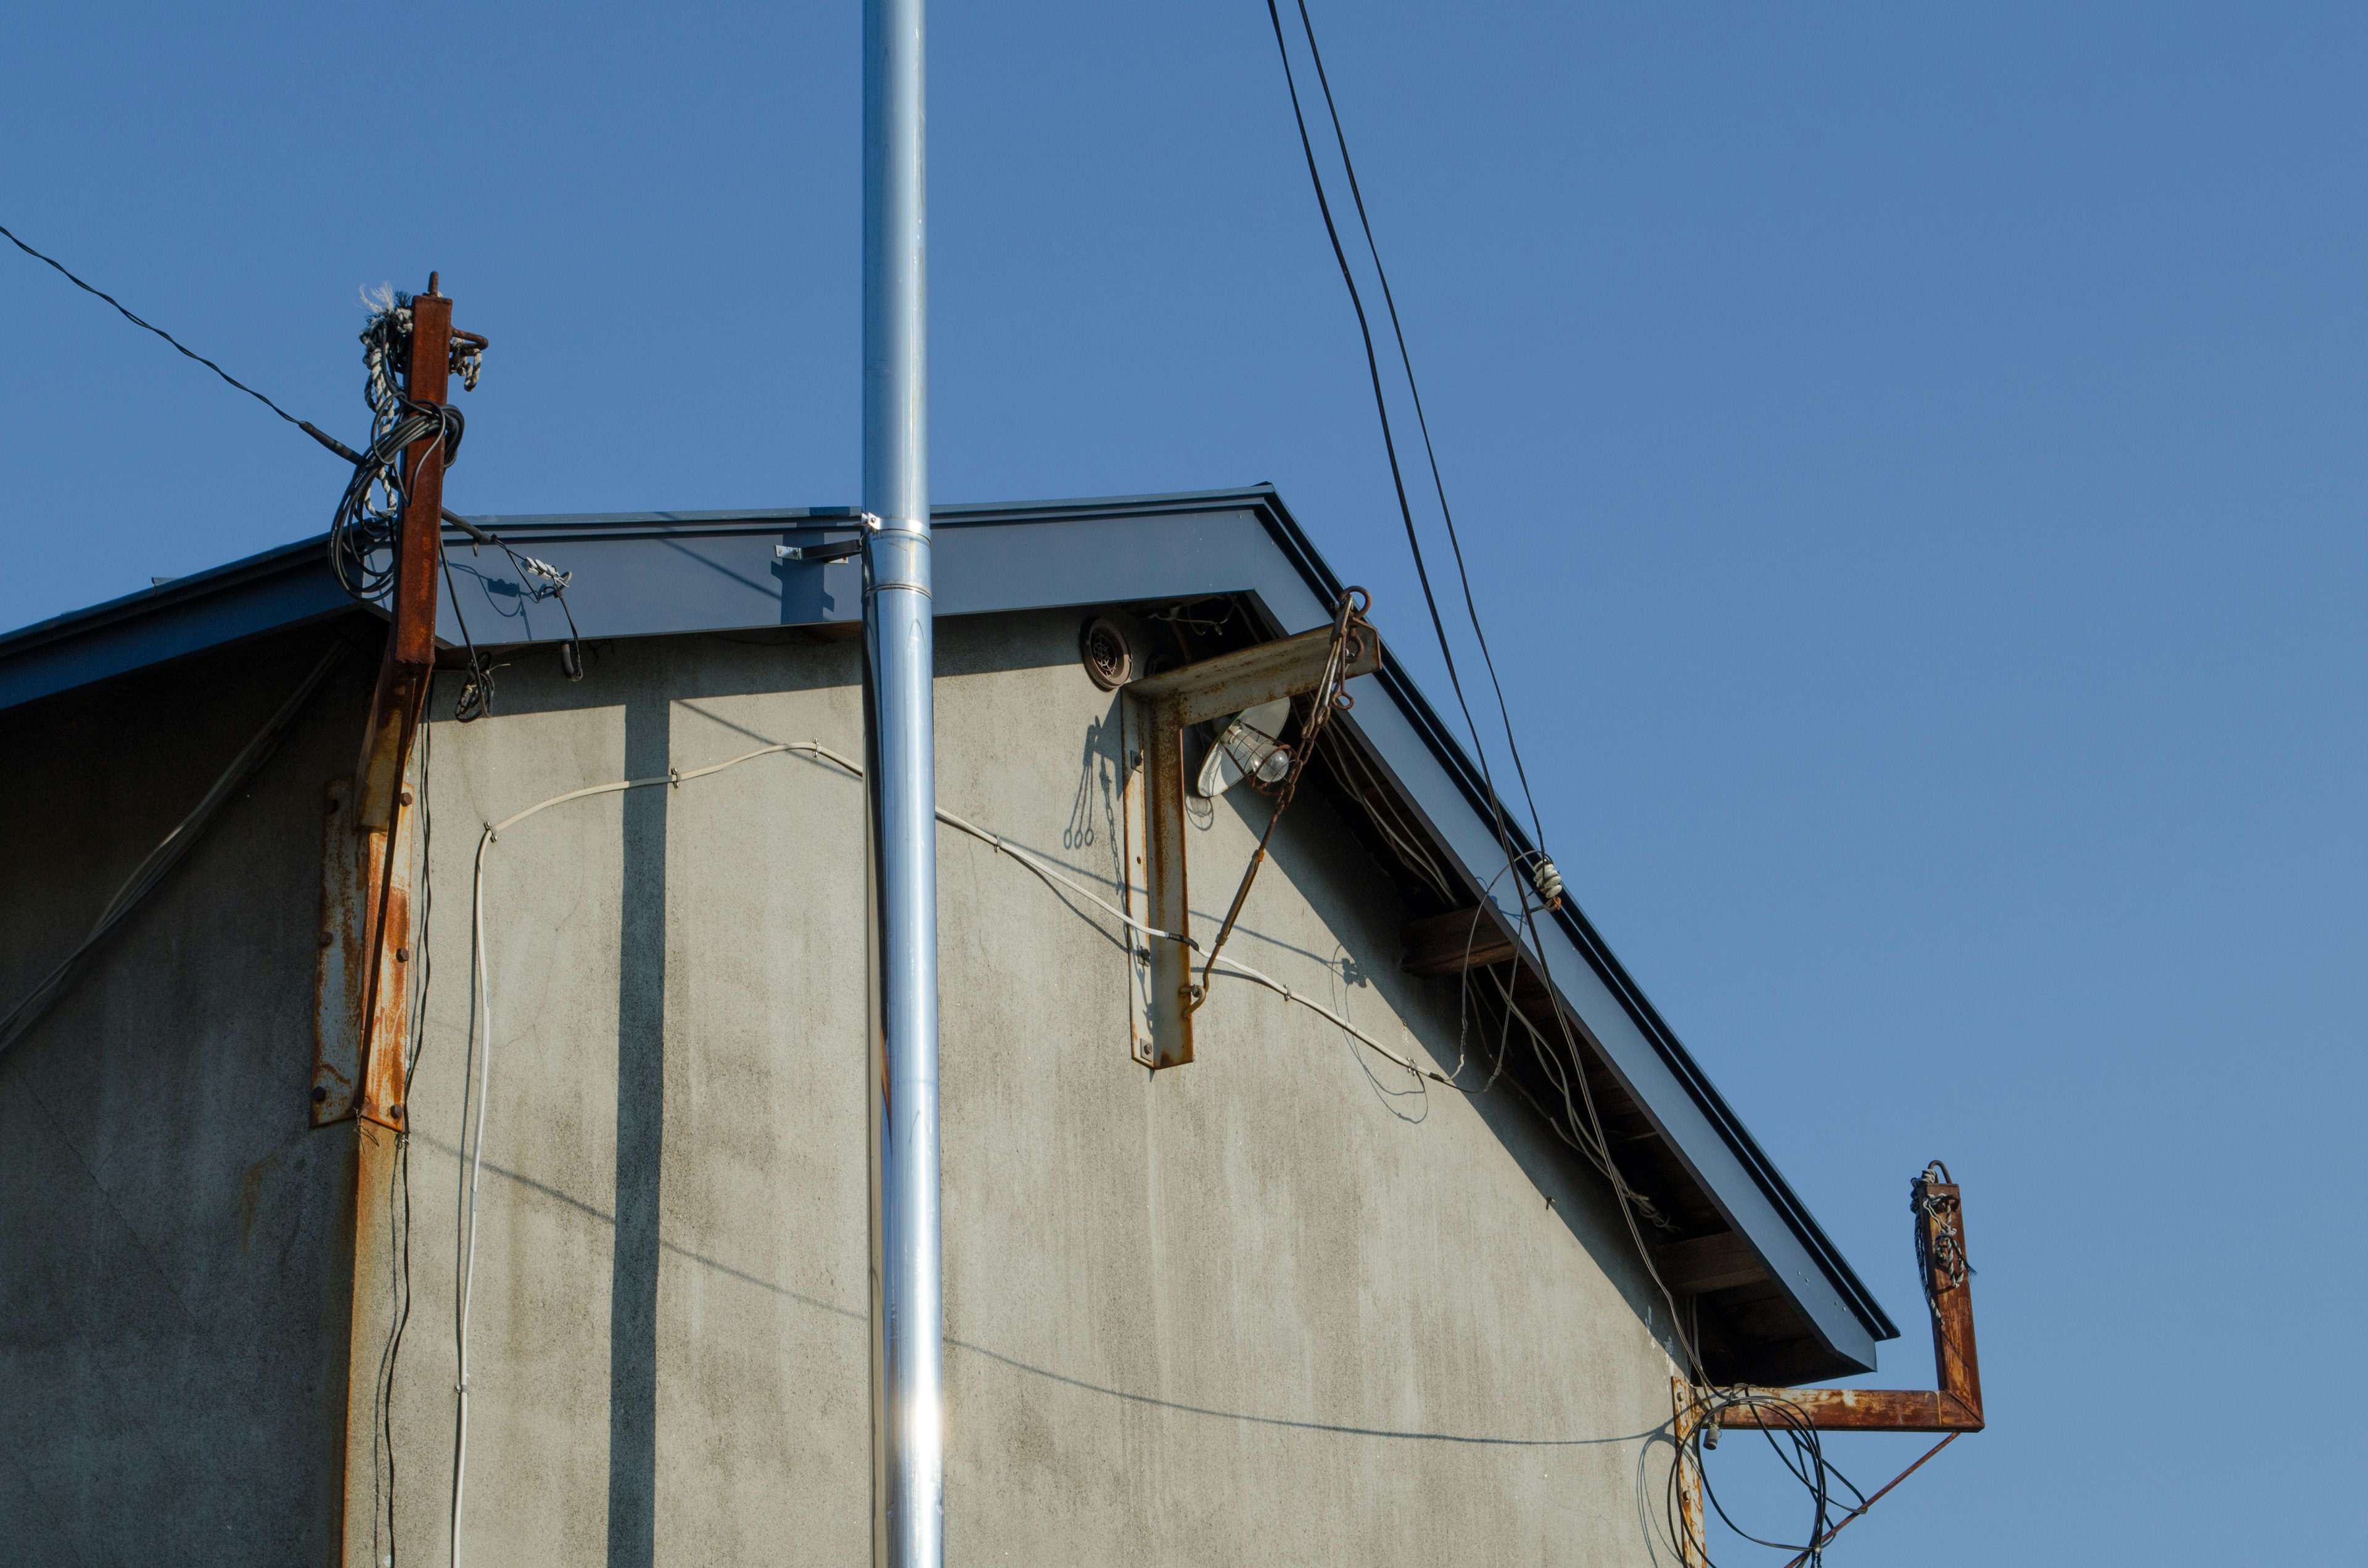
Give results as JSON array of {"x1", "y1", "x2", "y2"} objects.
[
  {"x1": 1672, "y1": 1172, "x2": 1983, "y2": 1564},
  {"x1": 317, "y1": 277, "x2": 471, "y2": 1564},
  {"x1": 1716, "y1": 1173, "x2": 1984, "y2": 1434}
]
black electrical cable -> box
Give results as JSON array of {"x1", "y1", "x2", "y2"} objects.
[
  {"x1": 0, "y1": 220, "x2": 318, "y2": 434},
  {"x1": 1667, "y1": 1390, "x2": 1870, "y2": 1568},
  {"x1": 1263, "y1": 0, "x2": 1707, "y2": 1382},
  {"x1": 1260, "y1": 38, "x2": 1964, "y2": 1564},
  {"x1": 1283, "y1": 0, "x2": 1552, "y2": 852},
  {"x1": 2, "y1": 223, "x2": 585, "y2": 697},
  {"x1": 1259, "y1": 1, "x2": 1500, "y2": 847}
]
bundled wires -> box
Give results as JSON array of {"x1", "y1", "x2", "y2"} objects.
[
  {"x1": 1667, "y1": 1389, "x2": 1868, "y2": 1568},
  {"x1": 327, "y1": 292, "x2": 470, "y2": 603}
]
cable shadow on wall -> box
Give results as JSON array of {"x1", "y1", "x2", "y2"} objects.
[{"x1": 416, "y1": 1133, "x2": 1657, "y2": 1455}]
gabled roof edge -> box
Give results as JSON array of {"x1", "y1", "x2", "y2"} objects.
[{"x1": 1241, "y1": 487, "x2": 1902, "y2": 1352}]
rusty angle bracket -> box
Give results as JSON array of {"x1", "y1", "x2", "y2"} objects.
[
  {"x1": 1116, "y1": 622, "x2": 1384, "y2": 1070},
  {"x1": 1714, "y1": 1168, "x2": 1984, "y2": 1435},
  {"x1": 1669, "y1": 1169, "x2": 1983, "y2": 1567}
]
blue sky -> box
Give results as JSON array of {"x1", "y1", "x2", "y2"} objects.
[{"x1": 4, "y1": 4, "x2": 2361, "y2": 1562}]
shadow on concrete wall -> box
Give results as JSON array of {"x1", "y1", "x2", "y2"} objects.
[{"x1": 609, "y1": 684, "x2": 668, "y2": 1568}]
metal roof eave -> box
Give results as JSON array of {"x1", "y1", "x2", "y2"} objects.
[
  {"x1": 1240, "y1": 489, "x2": 1900, "y2": 1363},
  {"x1": 0, "y1": 485, "x2": 1897, "y2": 1367}
]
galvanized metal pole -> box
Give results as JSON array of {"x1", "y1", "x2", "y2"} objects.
[{"x1": 861, "y1": 0, "x2": 942, "y2": 1562}]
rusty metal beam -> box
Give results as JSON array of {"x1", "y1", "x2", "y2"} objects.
[
  {"x1": 1126, "y1": 622, "x2": 1381, "y2": 729},
  {"x1": 1716, "y1": 1385, "x2": 1977, "y2": 1434},
  {"x1": 352, "y1": 290, "x2": 450, "y2": 834},
  {"x1": 311, "y1": 781, "x2": 414, "y2": 1126},
  {"x1": 347, "y1": 284, "x2": 454, "y2": 1136},
  {"x1": 1717, "y1": 1174, "x2": 1984, "y2": 1434},
  {"x1": 1119, "y1": 622, "x2": 1383, "y2": 1070},
  {"x1": 1671, "y1": 1377, "x2": 1709, "y2": 1568},
  {"x1": 1122, "y1": 691, "x2": 1193, "y2": 1069},
  {"x1": 329, "y1": 276, "x2": 464, "y2": 1566}
]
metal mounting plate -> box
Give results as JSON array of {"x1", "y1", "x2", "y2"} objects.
[{"x1": 312, "y1": 779, "x2": 414, "y2": 1127}]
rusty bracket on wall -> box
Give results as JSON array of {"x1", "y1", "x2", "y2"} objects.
[
  {"x1": 1117, "y1": 622, "x2": 1383, "y2": 1069},
  {"x1": 1714, "y1": 1170, "x2": 1984, "y2": 1435},
  {"x1": 311, "y1": 780, "x2": 416, "y2": 1126},
  {"x1": 1670, "y1": 1169, "x2": 1983, "y2": 1567}
]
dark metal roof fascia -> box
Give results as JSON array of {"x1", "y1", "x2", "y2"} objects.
[
  {"x1": 1236, "y1": 488, "x2": 1899, "y2": 1362},
  {"x1": 0, "y1": 492, "x2": 1278, "y2": 715},
  {"x1": 0, "y1": 535, "x2": 355, "y2": 713}
]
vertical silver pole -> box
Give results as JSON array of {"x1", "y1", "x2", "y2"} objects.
[{"x1": 862, "y1": 0, "x2": 941, "y2": 1563}]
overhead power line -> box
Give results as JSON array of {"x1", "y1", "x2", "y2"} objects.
[
  {"x1": 1261, "y1": 0, "x2": 1709, "y2": 1385},
  {"x1": 1259, "y1": 3, "x2": 1552, "y2": 859},
  {"x1": 0, "y1": 220, "x2": 313, "y2": 434},
  {"x1": 2, "y1": 220, "x2": 582, "y2": 718},
  {"x1": 1283, "y1": 3, "x2": 1555, "y2": 855}
]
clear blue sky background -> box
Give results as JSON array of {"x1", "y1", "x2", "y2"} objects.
[{"x1": 4, "y1": 4, "x2": 2360, "y2": 1562}]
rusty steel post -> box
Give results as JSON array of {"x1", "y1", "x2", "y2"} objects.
[
  {"x1": 334, "y1": 277, "x2": 460, "y2": 1564},
  {"x1": 352, "y1": 285, "x2": 450, "y2": 836},
  {"x1": 1671, "y1": 1377, "x2": 1709, "y2": 1568},
  {"x1": 1917, "y1": 1172, "x2": 1983, "y2": 1425},
  {"x1": 349, "y1": 281, "x2": 451, "y2": 1135}
]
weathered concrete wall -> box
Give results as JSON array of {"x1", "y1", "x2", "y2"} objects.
[
  {"x1": 0, "y1": 628, "x2": 369, "y2": 1566},
  {"x1": 2, "y1": 610, "x2": 1688, "y2": 1565}
]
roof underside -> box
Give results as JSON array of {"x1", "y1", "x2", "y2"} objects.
[{"x1": 0, "y1": 485, "x2": 1899, "y2": 1380}]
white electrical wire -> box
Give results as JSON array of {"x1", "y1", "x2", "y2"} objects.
[
  {"x1": 442, "y1": 736, "x2": 1464, "y2": 1562},
  {"x1": 448, "y1": 826, "x2": 496, "y2": 1568}
]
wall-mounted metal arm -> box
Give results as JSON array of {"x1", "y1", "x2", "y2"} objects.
[
  {"x1": 1119, "y1": 623, "x2": 1383, "y2": 1070},
  {"x1": 1717, "y1": 1170, "x2": 1984, "y2": 1434}
]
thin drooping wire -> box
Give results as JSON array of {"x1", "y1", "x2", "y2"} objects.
[
  {"x1": 1666, "y1": 1389, "x2": 1868, "y2": 1568},
  {"x1": 0, "y1": 220, "x2": 313, "y2": 432},
  {"x1": 1778, "y1": 1432, "x2": 1958, "y2": 1568},
  {"x1": 1285, "y1": 0, "x2": 1550, "y2": 850},
  {"x1": 1262, "y1": 0, "x2": 1705, "y2": 1382}
]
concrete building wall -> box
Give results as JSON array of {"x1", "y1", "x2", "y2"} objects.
[
  {"x1": 0, "y1": 630, "x2": 371, "y2": 1566},
  {"x1": 2, "y1": 610, "x2": 1689, "y2": 1566}
]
